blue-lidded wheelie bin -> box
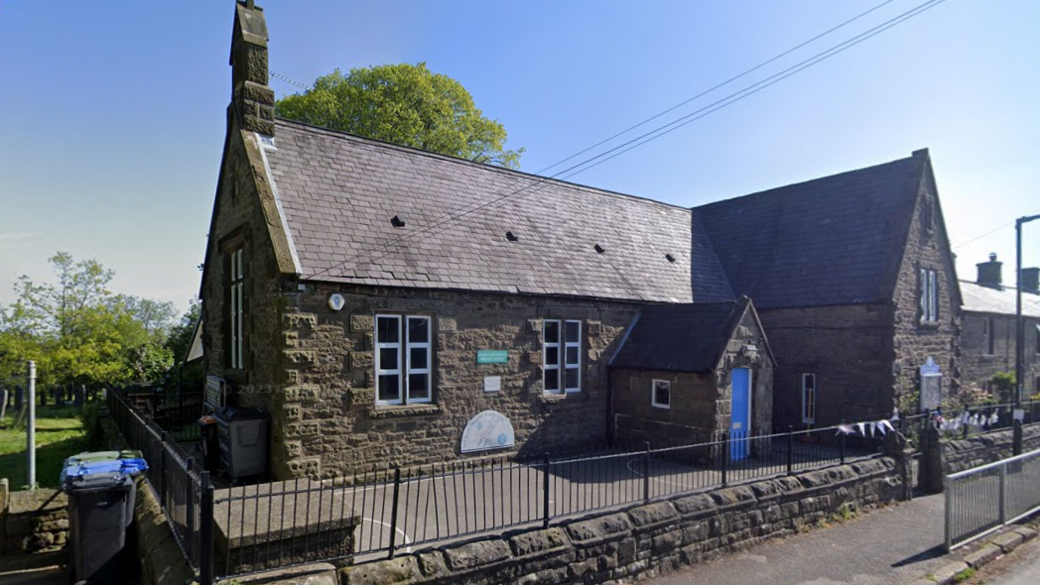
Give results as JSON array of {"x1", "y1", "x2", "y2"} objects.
[{"x1": 61, "y1": 455, "x2": 148, "y2": 583}]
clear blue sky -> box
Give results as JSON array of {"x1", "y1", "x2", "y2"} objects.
[{"x1": 1, "y1": 0, "x2": 1038, "y2": 314}]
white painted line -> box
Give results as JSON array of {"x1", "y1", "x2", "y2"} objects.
[{"x1": 361, "y1": 517, "x2": 413, "y2": 554}]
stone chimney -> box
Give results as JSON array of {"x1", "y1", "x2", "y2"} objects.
[
  {"x1": 976, "y1": 253, "x2": 1003, "y2": 289},
  {"x1": 230, "y1": 1, "x2": 275, "y2": 136},
  {"x1": 1023, "y1": 267, "x2": 1040, "y2": 295}
]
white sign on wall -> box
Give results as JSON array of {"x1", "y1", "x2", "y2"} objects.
[
  {"x1": 919, "y1": 356, "x2": 942, "y2": 411},
  {"x1": 460, "y1": 410, "x2": 515, "y2": 453},
  {"x1": 484, "y1": 376, "x2": 501, "y2": 393},
  {"x1": 327, "y1": 294, "x2": 346, "y2": 312}
]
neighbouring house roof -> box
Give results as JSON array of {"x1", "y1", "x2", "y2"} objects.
[
  {"x1": 960, "y1": 280, "x2": 1040, "y2": 318},
  {"x1": 610, "y1": 297, "x2": 770, "y2": 372},
  {"x1": 264, "y1": 119, "x2": 711, "y2": 303},
  {"x1": 693, "y1": 153, "x2": 925, "y2": 309}
]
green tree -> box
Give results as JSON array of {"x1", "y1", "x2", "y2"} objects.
[
  {"x1": 0, "y1": 253, "x2": 177, "y2": 387},
  {"x1": 165, "y1": 299, "x2": 200, "y2": 364},
  {"x1": 276, "y1": 64, "x2": 523, "y2": 169},
  {"x1": 991, "y1": 372, "x2": 1017, "y2": 403}
]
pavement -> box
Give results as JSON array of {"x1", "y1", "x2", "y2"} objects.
[
  {"x1": 648, "y1": 493, "x2": 953, "y2": 585},
  {"x1": 979, "y1": 536, "x2": 1040, "y2": 585}
]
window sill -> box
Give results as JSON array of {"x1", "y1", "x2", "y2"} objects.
[
  {"x1": 368, "y1": 403, "x2": 442, "y2": 419},
  {"x1": 538, "y1": 391, "x2": 587, "y2": 404},
  {"x1": 917, "y1": 321, "x2": 941, "y2": 330}
]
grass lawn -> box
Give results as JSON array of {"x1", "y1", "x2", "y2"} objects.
[{"x1": 0, "y1": 405, "x2": 91, "y2": 490}]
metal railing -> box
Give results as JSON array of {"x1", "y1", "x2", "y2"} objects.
[
  {"x1": 211, "y1": 423, "x2": 885, "y2": 580},
  {"x1": 941, "y1": 398, "x2": 1040, "y2": 439},
  {"x1": 105, "y1": 386, "x2": 889, "y2": 581},
  {"x1": 107, "y1": 389, "x2": 215, "y2": 584},
  {"x1": 944, "y1": 447, "x2": 1040, "y2": 551}
]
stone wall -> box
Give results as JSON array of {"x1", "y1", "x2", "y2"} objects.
[
  {"x1": 890, "y1": 160, "x2": 960, "y2": 409},
  {"x1": 611, "y1": 306, "x2": 773, "y2": 447},
  {"x1": 960, "y1": 311, "x2": 1040, "y2": 397},
  {"x1": 267, "y1": 282, "x2": 640, "y2": 478},
  {"x1": 0, "y1": 483, "x2": 68, "y2": 554},
  {"x1": 759, "y1": 303, "x2": 894, "y2": 428},
  {"x1": 201, "y1": 124, "x2": 288, "y2": 419},
  {"x1": 340, "y1": 457, "x2": 904, "y2": 585},
  {"x1": 943, "y1": 424, "x2": 1040, "y2": 474},
  {"x1": 612, "y1": 370, "x2": 719, "y2": 445}
]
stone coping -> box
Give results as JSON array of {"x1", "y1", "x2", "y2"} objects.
[{"x1": 214, "y1": 479, "x2": 360, "y2": 547}]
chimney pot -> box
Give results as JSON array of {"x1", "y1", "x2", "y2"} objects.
[{"x1": 989, "y1": 252, "x2": 997, "y2": 262}]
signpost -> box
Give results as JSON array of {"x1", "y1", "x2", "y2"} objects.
[{"x1": 27, "y1": 361, "x2": 36, "y2": 490}]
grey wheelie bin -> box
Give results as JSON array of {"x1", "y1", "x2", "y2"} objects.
[{"x1": 61, "y1": 456, "x2": 148, "y2": 583}]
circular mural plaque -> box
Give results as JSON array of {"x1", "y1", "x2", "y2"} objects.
[{"x1": 460, "y1": 410, "x2": 515, "y2": 453}]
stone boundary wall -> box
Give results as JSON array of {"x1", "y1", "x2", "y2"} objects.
[
  {"x1": 340, "y1": 457, "x2": 904, "y2": 585},
  {"x1": 0, "y1": 481, "x2": 68, "y2": 554},
  {"x1": 944, "y1": 424, "x2": 1040, "y2": 474}
]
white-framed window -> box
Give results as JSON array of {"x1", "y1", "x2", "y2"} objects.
[
  {"x1": 543, "y1": 319, "x2": 582, "y2": 394},
  {"x1": 801, "y1": 373, "x2": 816, "y2": 424},
  {"x1": 651, "y1": 379, "x2": 671, "y2": 409},
  {"x1": 227, "y1": 246, "x2": 245, "y2": 369},
  {"x1": 375, "y1": 314, "x2": 433, "y2": 405},
  {"x1": 919, "y1": 268, "x2": 939, "y2": 323}
]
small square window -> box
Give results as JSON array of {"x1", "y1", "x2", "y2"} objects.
[{"x1": 651, "y1": 379, "x2": 671, "y2": 409}]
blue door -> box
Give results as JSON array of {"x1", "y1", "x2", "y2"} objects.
[{"x1": 730, "y1": 368, "x2": 752, "y2": 460}]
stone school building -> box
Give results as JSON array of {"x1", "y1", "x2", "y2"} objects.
[{"x1": 197, "y1": 2, "x2": 961, "y2": 479}]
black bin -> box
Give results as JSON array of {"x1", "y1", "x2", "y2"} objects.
[{"x1": 64, "y1": 471, "x2": 135, "y2": 583}]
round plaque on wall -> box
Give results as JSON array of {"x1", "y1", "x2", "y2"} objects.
[{"x1": 460, "y1": 410, "x2": 515, "y2": 453}]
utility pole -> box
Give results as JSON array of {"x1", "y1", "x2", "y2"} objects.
[
  {"x1": 27, "y1": 360, "x2": 36, "y2": 489},
  {"x1": 1014, "y1": 213, "x2": 1040, "y2": 455}
]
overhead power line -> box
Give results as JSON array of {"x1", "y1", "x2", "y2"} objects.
[
  {"x1": 540, "y1": 0, "x2": 898, "y2": 174},
  {"x1": 954, "y1": 206, "x2": 1040, "y2": 250},
  {"x1": 307, "y1": 0, "x2": 950, "y2": 280},
  {"x1": 270, "y1": 70, "x2": 310, "y2": 92}
]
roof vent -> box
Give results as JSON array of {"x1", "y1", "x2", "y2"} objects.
[
  {"x1": 594, "y1": 244, "x2": 605, "y2": 254},
  {"x1": 390, "y1": 215, "x2": 406, "y2": 228},
  {"x1": 506, "y1": 231, "x2": 519, "y2": 242},
  {"x1": 665, "y1": 253, "x2": 676, "y2": 263}
]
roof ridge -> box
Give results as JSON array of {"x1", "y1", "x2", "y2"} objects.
[
  {"x1": 274, "y1": 117, "x2": 693, "y2": 213},
  {"x1": 692, "y1": 154, "x2": 916, "y2": 211}
]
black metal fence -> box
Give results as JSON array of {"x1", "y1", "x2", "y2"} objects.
[
  {"x1": 939, "y1": 399, "x2": 1040, "y2": 439},
  {"x1": 210, "y1": 422, "x2": 886, "y2": 580},
  {"x1": 106, "y1": 389, "x2": 215, "y2": 584},
  {"x1": 114, "y1": 383, "x2": 204, "y2": 442},
  {"x1": 106, "y1": 388, "x2": 891, "y2": 582}
]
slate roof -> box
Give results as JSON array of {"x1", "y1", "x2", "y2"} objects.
[
  {"x1": 265, "y1": 119, "x2": 709, "y2": 303},
  {"x1": 960, "y1": 280, "x2": 1040, "y2": 318},
  {"x1": 610, "y1": 298, "x2": 761, "y2": 372},
  {"x1": 693, "y1": 154, "x2": 923, "y2": 309}
]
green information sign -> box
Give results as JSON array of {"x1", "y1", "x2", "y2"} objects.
[{"x1": 476, "y1": 350, "x2": 509, "y2": 364}]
